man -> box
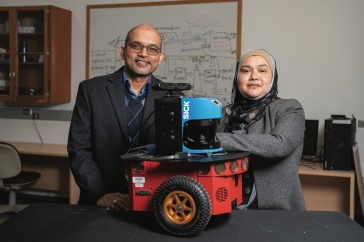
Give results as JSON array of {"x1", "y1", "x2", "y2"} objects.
[{"x1": 68, "y1": 24, "x2": 166, "y2": 211}]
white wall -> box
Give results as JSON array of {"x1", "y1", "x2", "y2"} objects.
[
  {"x1": 241, "y1": 0, "x2": 364, "y2": 175},
  {"x1": 0, "y1": 0, "x2": 363, "y2": 172}
]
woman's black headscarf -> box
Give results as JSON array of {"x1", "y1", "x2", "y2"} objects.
[{"x1": 224, "y1": 49, "x2": 279, "y2": 133}]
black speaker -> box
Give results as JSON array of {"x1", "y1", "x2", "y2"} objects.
[
  {"x1": 302, "y1": 120, "x2": 319, "y2": 159},
  {"x1": 324, "y1": 115, "x2": 356, "y2": 171}
]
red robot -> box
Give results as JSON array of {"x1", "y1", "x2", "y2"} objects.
[{"x1": 123, "y1": 83, "x2": 249, "y2": 236}]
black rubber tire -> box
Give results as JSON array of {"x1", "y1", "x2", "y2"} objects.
[{"x1": 153, "y1": 175, "x2": 212, "y2": 236}]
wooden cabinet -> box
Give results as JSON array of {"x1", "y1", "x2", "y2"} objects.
[
  {"x1": 0, "y1": 5, "x2": 71, "y2": 104},
  {"x1": 299, "y1": 162, "x2": 355, "y2": 219}
]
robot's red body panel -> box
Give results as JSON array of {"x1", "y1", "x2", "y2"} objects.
[{"x1": 128, "y1": 155, "x2": 249, "y2": 215}]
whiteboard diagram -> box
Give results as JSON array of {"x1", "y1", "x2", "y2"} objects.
[{"x1": 88, "y1": 1, "x2": 241, "y2": 105}]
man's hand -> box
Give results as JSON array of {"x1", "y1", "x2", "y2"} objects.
[{"x1": 96, "y1": 192, "x2": 129, "y2": 212}]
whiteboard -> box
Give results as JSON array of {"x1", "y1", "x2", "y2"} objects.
[{"x1": 87, "y1": 0, "x2": 241, "y2": 105}]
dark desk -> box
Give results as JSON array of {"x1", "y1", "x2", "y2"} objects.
[{"x1": 1, "y1": 204, "x2": 363, "y2": 242}]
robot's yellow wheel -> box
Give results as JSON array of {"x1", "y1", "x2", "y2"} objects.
[
  {"x1": 163, "y1": 190, "x2": 196, "y2": 225},
  {"x1": 153, "y1": 175, "x2": 212, "y2": 236}
]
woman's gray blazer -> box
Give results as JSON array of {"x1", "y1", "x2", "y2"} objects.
[{"x1": 217, "y1": 99, "x2": 306, "y2": 210}]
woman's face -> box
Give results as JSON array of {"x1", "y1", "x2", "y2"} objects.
[{"x1": 237, "y1": 55, "x2": 273, "y2": 100}]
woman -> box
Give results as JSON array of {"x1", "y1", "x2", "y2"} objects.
[{"x1": 216, "y1": 49, "x2": 305, "y2": 210}]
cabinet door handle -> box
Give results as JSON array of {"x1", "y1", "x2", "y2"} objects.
[{"x1": 9, "y1": 72, "x2": 15, "y2": 79}]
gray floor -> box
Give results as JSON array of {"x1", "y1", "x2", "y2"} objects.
[
  {"x1": 0, "y1": 212, "x2": 12, "y2": 224},
  {"x1": 0, "y1": 208, "x2": 27, "y2": 224},
  {"x1": 0, "y1": 191, "x2": 68, "y2": 224}
]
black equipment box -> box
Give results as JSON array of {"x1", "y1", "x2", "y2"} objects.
[{"x1": 324, "y1": 115, "x2": 356, "y2": 171}]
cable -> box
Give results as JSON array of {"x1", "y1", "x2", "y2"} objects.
[
  {"x1": 138, "y1": 110, "x2": 155, "y2": 145},
  {"x1": 32, "y1": 118, "x2": 44, "y2": 144},
  {"x1": 299, "y1": 160, "x2": 317, "y2": 169}
]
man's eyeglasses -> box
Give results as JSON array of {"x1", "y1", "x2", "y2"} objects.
[{"x1": 127, "y1": 42, "x2": 161, "y2": 55}]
